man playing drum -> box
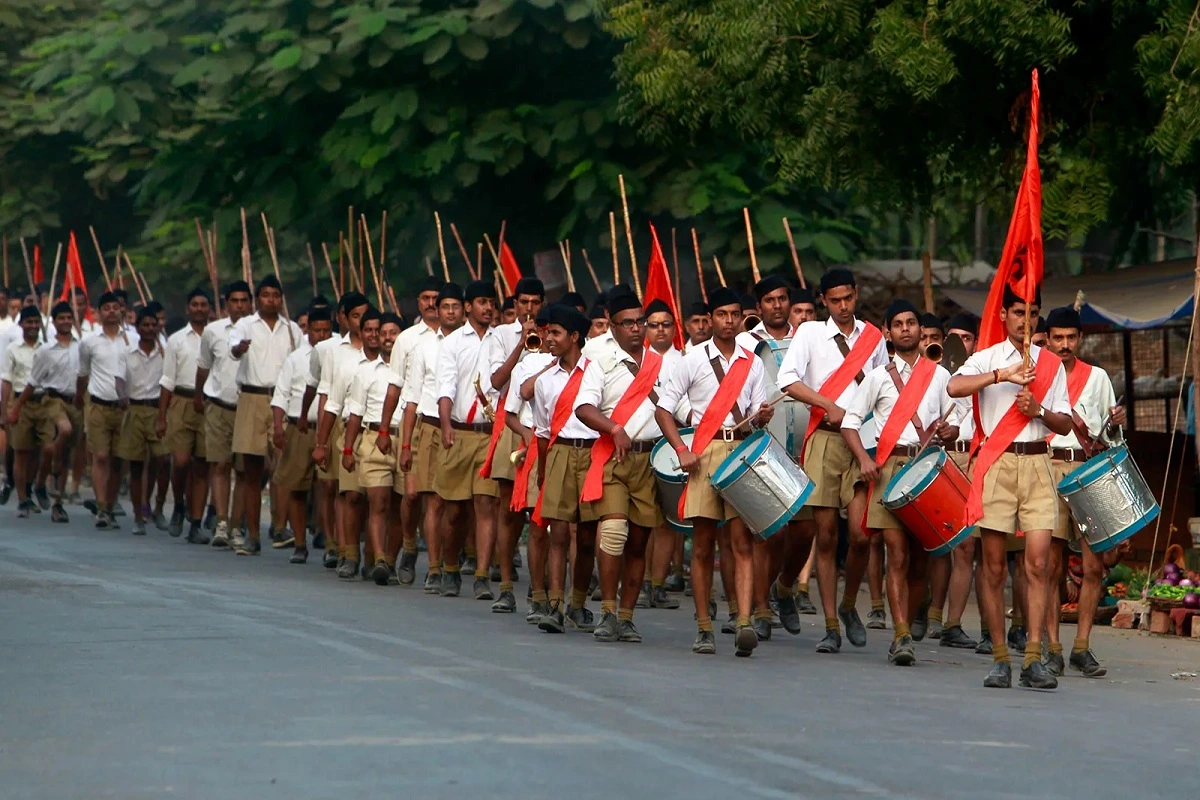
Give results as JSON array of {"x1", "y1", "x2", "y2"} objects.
[
  {"x1": 947, "y1": 286, "x2": 1073, "y2": 690},
  {"x1": 655, "y1": 287, "x2": 773, "y2": 657},
  {"x1": 777, "y1": 269, "x2": 889, "y2": 653},
  {"x1": 841, "y1": 300, "x2": 957, "y2": 666},
  {"x1": 1041, "y1": 305, "x2": 1125, "y2": 678}
]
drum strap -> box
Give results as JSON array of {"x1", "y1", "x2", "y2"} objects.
[
  {"x1": 884, "y1": 364, "x2": 929, "y2": 442},
  {"x1": 623, "y1": 361, "x2": 660, "y2": 406},
  {"x1": 709, "y1": 357, "x2": 745, "y2": 425},
  {"x1": 834, "y1": 334, "x2": 866, "y2": 384},
  {"x1": 1046, "y1": 360, "x2": 1096, "y2": 458},
  {"x1": 799, "y1": 323, "x2": 883, "y2": 466}
]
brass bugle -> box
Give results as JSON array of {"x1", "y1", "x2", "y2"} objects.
[
  {"x1": 925, "y1": 341, "x2": 943, "y2": 363},
  {"x1": 525, "y1": 330, "x2": 542, "y2": 351},
  {"x1": 742, "y1": 313, "x2": 761, "y2": 332}
]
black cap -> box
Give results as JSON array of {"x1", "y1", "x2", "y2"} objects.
[
  {"x1": 308, "y1": 307, "x2": 332, "y2": 324},
  {"x1": 790, "y1": 287, "x2": 814, "y2": 305},
  {"x1": 608, "y1": 293, "x2": 642, "y2": 318},
  {"x1": 1045, "y1": 306, "x2": 1082, "y2": 332},
  {"x1": 438, "y1": 282, "x2": 464, "y2": 304},
  {"x1": 418, "y1": 276, "x2": 444, "y2": 294},
  {"x1": 588, "y1": 303, "x2": 607, "y2": 321},
  {"x1": 753, "y1": 275, "x2": 790, "y2": 301},
  {"x1": 1035, "y1": 317, "x2": 1049, "y2": 334},
  {"x1": 645, "y1": 298, "x2": 674, "y2": 318},
  {"x1": 98, "y1": 291, "x2": 120, "y2": 307},
  {"x1": 685, "y1": 300, "x2": 709, "y2": 318},
  {"x1": 224, "y1": 280, "x2": 251, "y2": 298},
  {"x1": 308, "y1": 294, "x2": 331, "y2": 310},
  {"x1": 707, "y1": 287, "x2": 741, "y2": 313},
  {"x1": 513, "y1": 277, "x2": 545, "y2": 298},
  {"x1": 740, "y1": 293, "x2": 758, "y2": 312},
  {"x1": 381, "y1": 312, "x2": 403, "y2": 328},
  {"x1": 918, "y1": 312, "x2": 943, "y2": 332},
  {"x1": 256, "y1": 274, "x2": 282, "y2": 295},
  {"x1": 145, "y1": 300, "x2": 164, "y2": 315},
  {"x1": 546, "y1": 303, "x2": 590, "y2": 340},
  {"x1": 819, "y1": 268, "x2": 855, "y2": 294},
  {"x1": 464, "y1": 280, "x2": 494, "y2": 304},
  {"x1": 561, "y1": 291, "x2": 586, "y2": 311},
  {"x1": 884, "y1": 299, "x2": 919, "y2": 327},
  {"x1": 501, "y1": 296, "x2": 514, "y2": 311},
  {"x1": 944, "y1": 312, "x2": 978, "y2": 335},
  {"x1": 339, "y1": 291, "x2": 369, "y2": 314}
]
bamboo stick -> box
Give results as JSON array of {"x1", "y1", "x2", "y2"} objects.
[
  {"x1": 360, "y1": 215, "x2": 384, "y2": 311},
  {"x1": 347, "y1": 205, "x2": 355, "y2": 287},
  {"x1": 690, "y1": 228, "x2": 707, "y2": 302},
  {"x1": 338, "y1": 233, "x2": 345, "y2": 295},
  {"x1": 609, "y1": 212, "x2": 620, "y2": 286},
  {"x1": 476, "y1": 243, "x2": 484, "y2": 284},
  {"x1": 387, "y1": 285, "x2": 400, "y2": 317},
  {"x1": 580, "y1": 248, "x2": 602, "y2": 292},
  {"x1": 340, "y1": 232, "x2": 362, "y2": 293},
  {"x1": 122, "y1": 251, "x2": 148, "y2": 304},
  {"x1": 208, "y1": 229, "x2": 223, "y2": 318},
  {"x1": 449, "y1": 223, "x2": 477, "y2": 281},
  {"x1": 379, "y1": 210, "x2": 387, "y2": 289},
  {"x1": 320, "y1": 242, "x2": 341, "y2": 302},
  {"x1": 240, "y1": 208, "x2": 253, "y2": 297},
  {"x1": 357, "y1": 209, "x2": 366, "y2": 291},
  {"x1": 493, "y1": 269, "x2": 503, "y2": 305},
  {"x1": 307, "y1": 243, "x2": 319, "y2": 296},
  {"x1": 921, "y1": 250, "x2": 935, "y2": 314},
  {"x1": 433, "y1": 211, "x2": 451, "y2": 283},
  {"x1": 712, "y1": 255, "x2": 727, "y2": 288},
  {"x1": 781, "y1": 218, "x2": 806, "y2": 289},
  {"x1": 17, "y1": 238, "x2": 35, "y2": 300},
  {"x1": 260, "y1": 226, "x2": 289, "y2": 321},
  {"x1": 482, "y1": 234, "x2": 510, "y2": 296},
  {"x1": 559, "y1": 240, "x2": 576, "y2": 292},
  {"x1": 618, "y1": 175, "x2": 641, "y2": 298},
  {"x1": 425, "y1": 257, "x2": 434, "y2": 278},
  {"x1": 46, "y1": 242, "x2": 62, "y2": 317},
  {"x1": 88, "y1": 226, "x2": 113, "y2": 290},
  {"x1": 743, "y1": 207, "x2": 761, "y2": 284},
  {"x1": 670, "y1": 227, "x2": 682, "y2": 320},
  {"x1": 2, "y1": 236, "x2": 7, "y2": 287},
  {"x1": 112, "y1": 245, "x2": 124, "y2": 290}
]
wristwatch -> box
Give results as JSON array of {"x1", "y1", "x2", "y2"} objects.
[{"x1": 1036, "y1": 406, "x2": 1046, "y2": 419}]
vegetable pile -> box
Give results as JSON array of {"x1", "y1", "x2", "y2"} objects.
[{"x1": 1146, "y1": 563, "x2": 1200, "y2": 608}]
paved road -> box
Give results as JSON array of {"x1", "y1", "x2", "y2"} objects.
[{"x1": 2, "y1": 511, "x2": 1198, "y2": 800}]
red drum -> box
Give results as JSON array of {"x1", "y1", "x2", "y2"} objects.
[{"x1": 880, "y1": 447, "x2": 975, "y2": 555}]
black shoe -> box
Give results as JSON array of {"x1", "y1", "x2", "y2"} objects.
[
  {"x1": 203, "y1": 505, "x2": 217, "y2": 531},
  {"x1": 16, "y1": 500, "x2": 31, "y2": 519},
  {"x1": 290, "y1": 548, "x2": 309, "y2": 565},
  {"x1": 83, "y1": 497, "x2": 99, "y2": 515},
  {"x1": 777, "y1": 593, "x2": 802, "y2": 634},
  {"x1": 94, "y1": 510, "x2": 109, "y2": 529},
  {"x1": 664, "y1": 573, "x2": 685, "y2": 593},
  {"x1": 939, "y1": 625, "x2": 979, "y2": 649},
  {"x1": 911, "y1": 603, "x2": 927, "y2": 640},
  {"x1": 235, "y1": 537, "x2": 262, "y2": 556},
  {"x1": 1019, "y1": 659, "x2": 1058, "y2": 690},
  {"x1": 566, "y1": 605, "x2": 596, "y2": 632},
  {"x1": 461, "y1": 556, "x2": 477, "y2": 578},
  {"x1": 651, "y1": 586, "x2": 679, "y2": 609},
  {"x1": 692, "y1": 629, "x2": 716, "y2": 655},
  {"x1": 889, "y1": 635, "x2": 916, "y2": 666},
  {"x1": 635, "y1": 581, "x2": 651, "y2": 609},
  {"x1": 984, "y1": 660, "x2": 1012, "y2": 689},
  {"x1": 272, "y1": 529, "x2": 295, "y2": 549},
  {"x1": 525, "y1": 600, "x2": 547, "y2": 625},
  {"x1": 538, "y1": 603, "x2": 565, "y2": 633},
  {"x1": 0, "y1": 483, "x2": 13, "y2": 506},
  {"x1": 34, "y1": 486, "x2": 50, "y2": 511},
  {"x1": 50, "y1": 503, "x2": 69, "y2": 524},
  {"x1": 975, "y1": 631, "x2": 994, "y2": 655},
  {"x1": 867, "y1": 608, "x2": 888, "y2": 631},
  {"x1": 1045, "y1": 651, "x2": 1065, "y2": 677},
  {"x1": 734, "y1": 624, "x2": 758, "y2": 657},
  {"x1": 838, "y1": 607, "x2": 867, "y2": 647},
  {"x1": 927, "y1": 619, "x2": 945, "y2": 640},
  {"x1": 424, "y1": 572, "x2": 441, "y2": 594},
  {"x1": 752, "y1": 617, "x2": 771, "y2": 642},
  {"x1": 473, "y1": 578, "x2": 494, "y2": 601},
  {"x1": 593, "y1": 611, "x2": 620, "y2": 642},
  {"x1": 311, "y1": 531, "x2": 326, "y2": 550},
  {"x1": 323, "y1": 550, "x2": 339, "y2": 569},
  {"x1": 1007, "y1": 625, "x2": 1027, "y2": 653},
  {"x1": 491, "y1": 589, "x2": 516, "y2": 613},
  {"x1": 337, "y1": 559, "x2": 359, "y2": 580},
  {"x1": 397, "y1": 552, "x2": 417, "y2": 585},
  {"x1": 720, "y1": 613, "x2": 737, "y2": 635},
  {"x1": 169, "y1": 509, "x2": 186, "y2": 535},
  {"x1": 1068, "y1": 648, "x2": 1107, "y2": 678},
  {"x1": 617, "y1": 619, "x2": 642, "y2": 643},
  {"x1": 106, "y1": 511, "x2": 120, "y2": 530},
  {"x1": 441, "y1": 571, "x2": 462, "y2": 597},
  {"x1": 816, "y1": 630, "x2": 842, "y2": 654},
  {"x1": 489, "y1": 564, "x2": 501, "y2": 583},
  {"x1": 796, "y1": 590, "x2": 818, "y2": 615},
  {"x1": 371, "y1": 561, "x2": 391, "y2": 586}
]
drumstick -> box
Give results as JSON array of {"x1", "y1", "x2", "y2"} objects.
[
  {"x1": 916, "y1": 407, "x2": 956, "y2": 452},
  {"x1": 727, "y1": 393, "x2": 789, "y2": 435}
]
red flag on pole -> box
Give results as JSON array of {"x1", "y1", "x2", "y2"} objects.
[
  {"x1": 499, "y1": 241, "x2": 522, "y2": 295},
  {"x1": 60, "y1": 231, "x2": 94, "y2": 322},
  {"x1": 33, "y1": 245, "x2": 43, "y2": 285},
  {"x1": 978, "y1": 69, "x2": 1044, "y2": 350},
  {"x1": 644, "y1": 222, "x2": 685, "y2": 351}
]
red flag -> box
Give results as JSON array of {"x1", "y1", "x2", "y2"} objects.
[
  {"x1": 978, "y1": 69, "x2": 1043, "y2": 350},
  {"x1": 499, "y1": 241, "x2": 522, "y2": 295},
  {"x1": 644, "y1": 222, "x2": 685, "y2": 350},
  {"x1": 60, "y1": 232, "x2": 95, "y2": 322},
  {"x1": 33, "y1": 245, "x2": 43, "y2": 284}
]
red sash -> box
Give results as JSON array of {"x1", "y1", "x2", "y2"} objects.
[
  {"x1": 799, "y1": 323, "x2": 883, "y2": 466},
  {"x1": 581, "y1": 348, "x2": 662, "y2": 502},
  {"x1": 677, "y1": 346, "x2": 754, "y2": 520},
  {"x1": 964, "y1": 347, "x2": 1060, "y2": 527},
  {"x1": 861, "y1": 357, "x2": 938, "y2": 530},
  {"x1": 511, "y1": 442, "x2": 534, "y2": 512},
  {"x1": 1046, "y1": 359, "x2": 1091, "y2": 445},
  {"x1": 478, "y1": 390, "x2": 508, "y2": 479},
  {"x1": 531, "y1": 358, "x2": 589, "y2": 525}
]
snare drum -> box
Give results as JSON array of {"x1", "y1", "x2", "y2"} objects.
[
  {"x1": 754, "y1": 340, "x2": 808, "y2": 460},
  {"x1": 1056, "y1": 444, "x2": 1159, "y2": 554},
  {"x1": 650, "y1": 428, "x2": 694, "y2": 534},
  {"x1": 710, "y1": 430, "x2": 814, "y2": 540},
  {"x1": 881, "y1": 448, "x2": 975, "y2": 555}
]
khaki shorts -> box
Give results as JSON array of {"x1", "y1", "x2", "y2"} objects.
[
  {"x1": 275, "y1": 422, "x2": 316, "y2": 491},
  {"x1": 317, "y1": 417, "x2": 342, "y2": 483},
  {"x1": 434, "y1": 428, "x2": 498, "y2": 501},
  {"x1": 539, "y1": 440, "x2": 597, "y2": 523},
  {"x1": 865, "y1": 453, "x2": 910, "y2": 531},
  {"x1": 355, "y1": 428, "x2": 396, "y2": 489},
  {"x1": 11, "y1": 397, "x2": 56, "y2": 450},
  {"x1": 204, "y1": 401, "x2": 237, "y2": 465},
  {"x1": 589, "y1": 447, "x2": 664, "y2": 529},
  {"x1": 489, "y1": 425, "x2": 518, "y2": 482},
  {"x1": 232, "y1": 392, "x2": 272, "y2": 457},
  {"x1": 976, "y1": 451, "x2": 1058, "y2": 536},
  {"x1": 524, "y1": 455, "x2": 540, "y2": 511},
  {"x1": 117, "y1": 405, "x2": 168, "y2": 462},
  {"x1": 166, "y1": 394, "x2": 206, "y2": 458},
  {"x1": 804, "y1": 427, "x2": 863, "y2": 509},
  {"x1": 1051, "y1": 458, "x2": 1082, "y2": 541},
  {"x1": 681, "y1": 438, "x2": 739, "y2": 522},
  {"x1": 413, "y1": 419, "x2": 440, "y2": 493},
  {"x1": 85, "y1": 401, "x2": 125, "y2": 456},
  {"x1": 337, "y1": 424, "x2": 362, "y2": 494},
  {"x1": 59, "y1": 399, "x2": 84, "y2": 450}
]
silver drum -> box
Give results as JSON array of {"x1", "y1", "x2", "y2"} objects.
[
  {"x1": 710, "y1": 430, "x2": 815, "y2": 540},
  {"x1": 754, "y1": 339, "x2": 809, "y2": 460},
  {"x1": 650, "y1": 428, "x2": 694, "y2": 534},
  {"x1": 1055, "y1": 444, "x2": 1160, "y2": 554}
]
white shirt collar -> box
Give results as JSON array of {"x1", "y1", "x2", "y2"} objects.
[
  {"x1": 704, "y1": 340, "x2": 749, "y2": 361},
  {"x1": 823, "y1": 317, "x2": 864, "y2": 339}
]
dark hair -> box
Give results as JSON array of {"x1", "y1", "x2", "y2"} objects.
[
  {"x1": 381, "y1": 312, "x2": 403, "y2": 328},
  {"x1": 1002, "y1": 284, "x2": 1041, "y2": 310},
  {"x1": 360, "y1": 308, "x2": 383, "y2": 327},
  {"x1": 308, "y1": 307, "x2": 332, "y2": 324}
]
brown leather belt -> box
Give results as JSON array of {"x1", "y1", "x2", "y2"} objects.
[
  {"x1": 817, "y1": 419, "x2": 840, "y2": 433},
  {"x1": 90, "y1": 396, "x2": 120, "y2": 409},
  {"x1": 1004, "y1": 441, "x2": 1048, "y2": 455},
  {"x1": 46, "y1": 388, "x2": 74, "y2": 402},
  {"x1": 1051, "y1": 447, "x2": 1093, "y2": 463},
  {"x1": 128, "y1": 399, "x2": 158, "y2": 408},
  {"x1": 420, "y1": 415, "x2": 439, "y2": 427},
  {"x1": 554, "y1": 437, "x2": 599, "y2": 449},
  {"x1": 367, "y1": 422, "x2": 397, "y2": 433},
  {"x1": 287, "y1": 415, "x2": 301, "y2": 426},
  {"x1": 241, "y1": 385, "x2": 272, "y2": 396},
  {"x1": 890, "y1": 444, "x2": 922, "y2": 459},
  {"x1": 208, "y1": 397, "x2": 237, "y2": 412},
  {"x1": 449, "y1": 420, "x2": 491, "y2": 433},
  {"x1": 951, "y1": 440, "x2": 972, "y2": 453},
  {"x1": 628, "y1": 438, "x2": 660, "y2": 454},
  {"x1": 172, "y1": 387, "x2": 195, "y2": 399},
  {"x1": 715, "y1": 428, "x2": 751, "y2": 442}
]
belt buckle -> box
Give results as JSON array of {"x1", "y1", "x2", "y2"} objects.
[{"x1": 721, "y1": 428, "x2": 734, "y2": 443}]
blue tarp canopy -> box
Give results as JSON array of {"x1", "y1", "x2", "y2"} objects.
[{"x1": 942, "y1": 258, "x2": 1196, "y2": 330}]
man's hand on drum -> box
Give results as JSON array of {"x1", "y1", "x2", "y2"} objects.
[
  {"x1": 677, "y1": 449, "x2": 700, "y2": 475},
  {"x1": 753, "y1": 402, "x2": 774, "y2": 427},
  {"x1": 858, "y1": 454, "x2": 881, "y2": 484},
  {"x1": 935, "y1": 420, "x2": 958, "y2": 442},
  {"x1": 1000, "y1": 363, "x2": 1036, "y2": 386}
]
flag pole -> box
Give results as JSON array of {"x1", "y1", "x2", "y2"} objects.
[
  {"x1": 609, "y1": 212, "x2": 620, "y2": 286},
  {"x1": 618, "y1": 175, "x2": 641, "y2": 299},
  {"x1": 743, "y1": 208, "x2": 761, "y2": 284},
  {"x1": 580, "y1": 249, "x2": 602, "y2": 293},
  {"x1": 670, "y1": 228, "x2": 682, "y2": 321},
  {"x1": 88, "y1": 227, "x2": 113, "y2": 290},
  {"x1": 691, "y1": 228, "x2": 708, "y2": 303},
  {"x1": 781, "y1": 218, "x2": 806, "y2": 289},
  {"x1": 433, "y1": 212, "x2": 451, "y2": 283}
]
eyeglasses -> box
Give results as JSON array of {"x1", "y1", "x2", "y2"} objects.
[
  {"x1": 612, "y1": 318, "x2": 647, "y2": 331},
  {"x1": 645, "y1": 320, "x2": 674, "y2": 331}
]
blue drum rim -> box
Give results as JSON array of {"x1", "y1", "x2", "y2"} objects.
[
  {"x1": 1055, "y1": 445, "x2": 1130, "y2": 495},
  {"x1": 755, "y1": 483, "x2": 816, "y2": 540},
  {"x1": 880, "y1": 446, "x2": 945, "y2": 510},
  {"x1": 651, "y1": 426, "x2": 696, "y2": 486},
  {"x1": 1087, "y1": 504, "x2": 1159, "y2": 554},
  {"x1": 927, "y1": 525, "x2": 975, "y2": 556},
  {"x1": 710, "y1": 430, "x2": 772, "y2": 490}
]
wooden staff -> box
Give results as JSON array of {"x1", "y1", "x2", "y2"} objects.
[
  {"x1": 743, "y1": 207, "x2": 761, "y2": 284},
  {"x1": 425, "y1": 256, "x2": 434, "y2": 278},
  {"x1": 921, "y1": 251, "x2": 934, "y2": 314},
  {"x1": 449, "y1": 223, "x2": 477, "y2": 281},
  {"x1": 347, "y1": 205, "x2": 355, "y2": 287},
  {"x1": 387, "y1": 285, "x2": 400, "y2": 316},
  {"x1": 609, "y1": 212, "x2": 620, "y2": 285},
  {"x1": 122, "y1": 251, "x2": 148, "y2": 304},
  {"x1": 433, "y1": 211, "x2": 451, "y2": 283},
  {"x1": 476, "y1": 243, "x2": 484, "y2": 283},
  {"x1": 63, "y1": 242, "x2": 81, "y2": 334},
  {"x1": 670, "y1": 227, "x2": 682, "y2": 319},
  {"x1": 2, "y1": 236, "x2": 7, "y2": 287},
  {"x1": 618, "y1": 175, "x2": 641, "y2": 299},
  {"x1": 1022, "y1": 296, "x2": 1032, "y2": 369},
  {"x1": 338, "y1": 232, "x2": 346, "y2": 295},
  {"x1": 208, "y1": 228, "x2": 223, "y2": 317},
  {"x1": 691, "y1": 228, "x2": 707, "y2": 302},
  {"x1": 194, "y1": 218, "x2": 214, "y2": 282},
  {"x1": 239, "y1": 208, "x2": 253, "y2": 296},
  {"x1": 339, "y1": 232, "x2": 362, "y2": 293},
  {"x1": 17, "y1": 239, "x2": 35, "y2": 305},
  {"x1": 379, "y1": 210, "x2": 388, "y2": 289},
  {"x1": 781, "y1": 218, "x2": 806, "y2": 289},
  {"x1": 259, "y1": 214, "x2": 289, "y2": 320},
  {"x1": 482, "y1": 234, "x2": 510, "y2": 296},
  {"x1": 320, "y1": 242, "x2": 341, "y2": 302},
  {"x1": 356, "y1": 209, "x2": 366, "y2": 291},
  {"x1": 88, "y1": 226, "x2": 114, "y2": 290},
  {"x1": 360, "y1": 215, "x2": 384, "y2": 311},
  {"x1": 580, "y1": 248, "x2": 602, "y2": 292},
  {"x1": 558, "y1": 240, "x2": 576, "y2": 292},
  {"x1": 493, "y1": 269, "x2": 503, "y2": 304},
  {"x1": 46, "y1": 242, "x2": 62, "y2": 316},
  {"x1": 712, "y1": 255, "x2": 727, "y2": 287},
  {"x1": 306, "y1": 243, "x2": 319, "y2": 296}
]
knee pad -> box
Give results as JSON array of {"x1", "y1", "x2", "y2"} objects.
[{"x1": 597, "y1": 518, "x2": 629, "y2": 557}]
